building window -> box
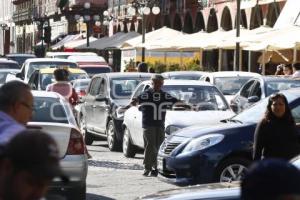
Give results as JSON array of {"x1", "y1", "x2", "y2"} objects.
[
  {"x1": 161, "y1": 0, "x2": 170, "y2": 14},
  {"x1": 176, "y1": 0, "x2": 183, "y2": 13}
]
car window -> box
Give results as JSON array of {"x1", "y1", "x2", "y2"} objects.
[
  {"x1": 133, "y1": 84, "x2": 145, "y2": 99},
  {"x1": 292, "y1": 105, "x2": 300, "y2": 124},
  {"x1": 27, "y1": 62, "x2": 77, "y2": 80},
  {"x1": 32, "y1": 97, "x2": 68, "y2": 124},
  {"x1": 266, "y1": 80, "x2": 300, "y2": 96},
  {"x1": 250, "y1": 81, "x2": 262, "y2": 99},
  {"x1": 110, "y1": 77, "x2": 150, "y2": 99},
  {"x1": 162, "y1": 85, "x2": 228, "y2": 110},
  {"x1": 98, "y1": 79, "x2": 106, "y2": 96},
  {"x1": 89, "y1": 77, "x2": 101, "y2": 96},
  {"x1": 240, "y1": 80, "x2": 255, "y2": 98},
  {"x1": 40, "y1": 73, "x2": 88, "y2": 90},
  {"x1": 214, "y1": 77, "x2": 253, "y2": 96},
  {"x1": 0, "y1": 62, "x2": 20, "y2": 69},
  {"x1": 0, "y1": 71, "x2": 12, "y2": 83}
]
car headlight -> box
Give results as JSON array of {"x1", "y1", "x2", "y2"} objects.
[
  {"x1": 165, "y1": 125, "x2": 181, "y2": 135},
  {"x1": 181, "y1": 134, "x2": 224, "y2": 154}
]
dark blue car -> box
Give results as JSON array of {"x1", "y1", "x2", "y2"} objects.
[{"x1": 158, "y1": 88, "x2": 300, "y2": 186}]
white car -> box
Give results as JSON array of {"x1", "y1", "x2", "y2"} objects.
[
  {"x1": 122, "y1": 80, "x2": 235, "y2": 158},
  {"x1": 0, "y1": 69, "x2": 20, "y2": 86},
  {"x1": 162, "y1": 71, "x2": 205, "y2": 80},
  {"x1": 46, "y1": 51, "x2": 97, "y2": 59},
  {"x1": 16, "y1": 58, "x2": 78, "y2": 83},
  {"x1": 29, "y1": 91, "x2": 87, "y2": 200},
  {"x1": 199, "y1": 71, "x2": 261, "y2": 103}
]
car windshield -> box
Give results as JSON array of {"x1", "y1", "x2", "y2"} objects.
[
  {"x1": 162, "y1": 85, "x2": 229, "y2": 110},
  {"x1": 0, "y1": 71, "x2": 12, "y2": 83},
  {"x1": 0, "y1": 62, "x2": 20, "y2": 69},
  {"x1": 266, "y1": 80, "x2": 300, "y2": 96},
  {"x1": 40, "y1": 73, "x2": 89, "y2": 90},
  {"x1": 81, "y1": 67, "x2": 111, "y2": 77},
  {"x1": 32, "y1": 96, "x2": 70, "y2": 124},
  {"x1": 232, "y1": 92, "x2": 298, "y2": 124},
  {"x1": 110, "y1": 77, "x2": 151, "y2": 99},
  {"x1": 7, "y1": 56, "x2": 35, "y2": 66},
  {"x1": 214, "y1": 77, "x2": 252, "y2": 95},
  {"x1": 27, "y1": 62, "x2": 77, "y2": 79}
]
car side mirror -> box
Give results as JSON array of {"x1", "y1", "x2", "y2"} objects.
[
  {"x1": 95, "y1": 94, "x2": 107, "y2": 102},
  {"x1": 248, "y1": 96, "x2": 260, "y2": 103},
  {"x1": 16, "y1": 72, "x2": 24, "y2": 79}
]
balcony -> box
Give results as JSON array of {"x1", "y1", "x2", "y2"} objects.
[
  {"x1": 12, "y1": 0, "x2": 30, "y2": 5},
  {"x1": 12, "y1": 8, "x2": 33, "y2": 23}
]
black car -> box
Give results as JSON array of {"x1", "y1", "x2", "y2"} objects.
[
  {"x1": 230, "y1": 76, "x2": 300, "y2": 113},
  {"x1": 157, "y1": 87, "x2": 300, "y2": 186},
  {"x1": 79, "y1": 72, "x2": 152, "y2": 151},
  {"x1": 5, "y1": 53, "x2": 36, "y2": 66}
]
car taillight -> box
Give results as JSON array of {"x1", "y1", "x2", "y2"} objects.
[{"x1": 67, "y1": 128, "x2": 85, "y2": 155}]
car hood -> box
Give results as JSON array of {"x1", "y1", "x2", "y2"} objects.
[
  {"x1": 165, "y1": 110, "x2": 235, "y2": 128},
  {"x1": 138, "y1": 182, "x2": 240, "y2": 200},
  {"x1": 171, "y1": 121, "x2": 245, "y2": 139}
]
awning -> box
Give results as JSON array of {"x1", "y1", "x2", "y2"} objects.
[
  {"x1": 64, "y1": 37, "x2": 98, "y2": 49},
  {"x1": 51, "y1": 34, "x2": 83, "y2": 50}
]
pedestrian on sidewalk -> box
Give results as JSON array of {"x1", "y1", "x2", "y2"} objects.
[
  {"x1": 275, "y1": 64, "x2": 293, "y2": 76},
  {"x1": 253, "y1": 93, "x2": 300, "y2": 161},
  {"x1": 0, "y1": 130, "x2": 67, "y2": 200},
  {"x1": 122, "y1": 74, "x2": 187, "y2": 177},
  {"x1": 0, "y1": 81, "x2": 33, "y2": 145},
  {"x1": 241, "y1": 159, "x2": 300, "y2": 200}
]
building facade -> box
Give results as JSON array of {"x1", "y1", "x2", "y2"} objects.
[{"x1": 0, "y1": 0, "x2": 15, "y2": 55}]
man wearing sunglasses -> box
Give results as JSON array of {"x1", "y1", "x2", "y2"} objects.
[{"x1": 0, "y1": 81, "x2": 33, "y2": 145}]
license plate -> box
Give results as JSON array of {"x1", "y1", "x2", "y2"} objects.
[{"x1": 157, "y1": 157, "x2": 164, "y2": 171}]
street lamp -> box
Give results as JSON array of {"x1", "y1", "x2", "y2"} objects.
[
  {"x1": 0, "y1": 23, "x2": 9, "y2": 55},
  {"x1": 235, "y1": 0, "x2": 241, "y2": 71},
  {"x1": 127, "y1": 0, "x2": 160, "y2": 62},
  {"x1": 74, "y1": 2, "x2": 100, "y2": 47}
]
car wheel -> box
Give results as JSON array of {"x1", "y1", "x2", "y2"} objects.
[
  {"x1": 122, "y1": 127, "x2": 136, "y2": 158},
  {"x1": 79, "y1": 114, "x2": 93, "y2": 145},
  {"x1": 106, "y1": 120, "x2": 121, "y2": 151},
  {"x1": 215, "y1": 157, "x2": 251, "y2": 183}
]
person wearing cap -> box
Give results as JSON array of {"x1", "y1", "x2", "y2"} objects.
[
  {"x1": 0, "y1": 130, "x2": 67, "y2": 200},
  {"x1": 292, "y1": 62, "x2": 300, "y2": 78},
  {"x1": 241, "y1": 159, "x2": 300, "y2": 200},
  {"x1": 0, "y1": 81, "x2": 33, "y2": 145},
  {"x1": 123, "y1": 74, "x2": 186, "y2": 177}
]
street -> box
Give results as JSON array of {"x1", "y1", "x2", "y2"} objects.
[{"x1": 86, "y1": 141, "x2": 178, "y2": 200}]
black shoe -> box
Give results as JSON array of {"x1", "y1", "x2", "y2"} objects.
[
  {"x1": 150, "y1": 169, "x2": 158, "y2": 177},
  {"x1": 143, "y1": 170, "x2": 151, "y2": 177}
]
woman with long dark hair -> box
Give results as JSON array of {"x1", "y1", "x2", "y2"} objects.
[{"x1": 253, "y1": 93, "x2": 300, "y2": 160}]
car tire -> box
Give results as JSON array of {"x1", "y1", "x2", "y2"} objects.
[
  {"x1": 69, "y1": 182, "x2": 86, "y2": 200},
  {"x1": 122, "y1": 127, "x2": 136, "y2": 158},
  {"x1": 215, "y1": 157, "x2": 251, "y2": 183},
  {"x1": 79, "y1": 114, "x2": 93, "y2": 145},
  {"x1": 106, "y1": 120, "x2": 121, "y2": 151}
]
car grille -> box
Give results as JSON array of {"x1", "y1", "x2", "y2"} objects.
[{"x1": 161, "y1": 141, "x2": 181, "y2": 155}]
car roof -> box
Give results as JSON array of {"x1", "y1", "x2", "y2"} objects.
[
  {"x1": 0, "y1": 69, "x2": 20, "y2": 72},
  {"x1": 24, "y1": 58, "x2": 77, "y2": 63},
  {"x1": 257, "y1": 75, "x2": 300, "y2": 81},
  {"x1": 68, "y1": 55, "x2": 106, "y2": 62},
  {"x1": 5, "y1": 53, "x2": 36, "y2": 57},
  {"x1": 141, "y1": 79, "x2": 213, "y2": 86},
  {"x1": 93, "y1": 72, "x2": 153, "y2": 79},
  {"x1": 207, "y1": 71, "x2": 261, "y2": 77},
  {"x1": 71, "y1": 78, "x2": 91, "y2": 83},
  {"x1": 39, "y1": 67, "x2": 87, "y2": 74},
  {"x1": 32, "y1": 90, "x2": 62, "y2": 98},
  {"x1": 46, "y1": 52, "x2": 97, "y2": 56},
  {"x1": 0, "y1": 59, "x2": 19, "y2": 64},
  {"x1": 162, "y1": 71, "x2": 205, "y2": 75}
]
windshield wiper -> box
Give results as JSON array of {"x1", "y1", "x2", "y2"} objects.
[{"x1": 220, "y1": 119, "x2": 243, "y2": 124}]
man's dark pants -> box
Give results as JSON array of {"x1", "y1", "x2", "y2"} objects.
[{"x1": 143, "y1": 126, "x2": 165, "y2": 171}]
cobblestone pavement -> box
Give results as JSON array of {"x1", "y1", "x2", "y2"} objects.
[{"x1": 86, "y1": 141, "x2": 178, "y2": 200}]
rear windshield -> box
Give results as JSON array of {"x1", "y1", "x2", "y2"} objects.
[
  {"x1": 0, "y1": 63, "x2": 20, "y2": 69},
  {"x1": 27, "y1": 62, "x2": 77, "y2": 79},
  {"x1": 32, "y1": 97, "x2": 69, "y2": 124},
  {"x1": 81, "y1": 67, "x2": 112, "y2": 76},
  {"x1": 6, "y1": 56, "x2": 35, "y2": 66},
  {"x1": 266, "y1": 80, "x2": 300, "y2": 96}
]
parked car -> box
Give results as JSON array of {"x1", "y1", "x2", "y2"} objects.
[
  {"x1": 68, "y1": 55, "x2": 111, "y2": 77},
  {"x1": 79, "y1": 72, "x2": 153, "y2": 150},
  {"x1": 157, "y1": 87, "x2": 300, "y2": 186},
  {"x1": 138, "y1": 155, "x2": 300, "y2": 200},
  {"x1": 162, "y1": 71, "x2": 205, "y2": 80},
  {"x1": 230, "y1": 76, "x2": 300, "y2": 113},
  {"x1": 16, "y1": 58, "x2": 78, "y2": 83},
  {"x1": 0, "y1": 59, "x2": 20, "y2": 69},
  {"x1": 199, "y1": 71, "x2": 261, "y2": 103},
  {"x1": 28, "y1": 67, "x2": 89, "y2": 90},
  {"x1": 46, "y1": 51, "x2": 97, "y2": 59},
  {"x1": 0, "y1": 69, "x2": 20, "y2": 86},
  {"x1": 122, "y1": 80, "x2": 235, "y2": 158},
  {"x1": 29, "y1": 91, "x2": 87, "y2": 200},
  {"x1": 5, "y1": 53, "x2": 36, "y2": 66}
]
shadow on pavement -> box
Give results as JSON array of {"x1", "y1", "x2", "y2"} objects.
[
  {"x1": 88, "y1": 160, "x2": 143, "y2": 170},
  {"x1": 86, "y1": 193, "x2": 115, "y2": 200}
]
